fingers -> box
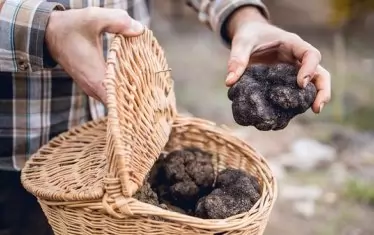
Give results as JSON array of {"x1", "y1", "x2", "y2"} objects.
[
  {"x1": 282, "y1": 34, "x2": 330, "y2": 113},
  {"x1": 285, "y1": 34, "x2": 321, "y2": 88},
  {"x1": 227, "y1": 25, "x2": 330, "y2": 115},
  {"x1": 86, "y1": 46, "x2": 109, "y2": 104},
  {"x1": 88, "y1": 7, "x2": 144, "y2": 36},
  {"x1": 69, "y1": 43, "x2": 108, "y2": 104},
  {"x1": 83, "y1": 66, "x2": 107, "y2": 104},
  {"x1": 298, "y1": 49, "x2": 321, "y2": 88},
  {"x1": 226, "y1": 36, "x2": 255, "y2": 86},
  {"x1": 311, "y1": 65, "x2": 331, "y2": 114},
  {"x1": 71, "y1": 7, "x2": 145, "y2": 104}
]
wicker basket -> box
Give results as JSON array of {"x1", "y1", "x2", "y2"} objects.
[{"x1": 21, "y1": 29, "x2": 277, "y2": 235}]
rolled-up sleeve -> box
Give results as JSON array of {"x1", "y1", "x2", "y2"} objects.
[
  {"x1": 0, "y1": 0, "x2": 65, "y2": 72},
  {"x1": 187, "y1": 0, "x2": 270, "y2": 47}
]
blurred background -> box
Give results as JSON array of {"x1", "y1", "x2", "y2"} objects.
[{"x1": 149, "y1": 0, "x2": 374, "y2": 234}]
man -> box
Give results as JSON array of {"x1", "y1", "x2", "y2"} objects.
[{"x1": 0, "y1": 0, "x2": 331, "y2": 234}]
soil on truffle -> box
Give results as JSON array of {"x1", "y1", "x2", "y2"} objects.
[
  {"x1": 228, "y1": 63, "x2": 317, "y2": 131},
  {"x1": 134, "y1": 148, "x2": 262, "y2": 220},
  {"x1": 133, "y1": 175, "x2": 159, "y2": 206}
]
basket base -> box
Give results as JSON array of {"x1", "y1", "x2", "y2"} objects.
[{"x1": 39, "y1": 201, "x2": 268, "y2": 235}]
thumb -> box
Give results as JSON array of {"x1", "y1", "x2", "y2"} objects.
[
  {"x1": 93, "y1": 7, "x2": 144, "y2": 36},
  {"x1": 226, "y1": 37, "x2": 254, "y2": 86}
]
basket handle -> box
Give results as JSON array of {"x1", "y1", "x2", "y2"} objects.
[{"x1": 103, "y1": 29, "x2": 177, "y2": 199}]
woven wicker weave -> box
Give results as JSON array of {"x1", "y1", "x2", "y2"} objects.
[{"x1": 21, "y1": 29, "x2": 277, "y2": 235}]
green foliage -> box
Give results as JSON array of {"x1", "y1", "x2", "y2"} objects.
[
  {"x1": 343, "y1": 178, "x2": 374, "y2": 205},
  {"x1": 343, "y1": 106, "x2": 374, "y2": 130}
]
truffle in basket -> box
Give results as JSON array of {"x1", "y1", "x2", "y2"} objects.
[
  {"x1": 149, "y1": 148, "x2": 215, "y2": 215},
  {"x1": 195, "y1": 168, "x2": 261, "y2": 219},
  {"x1": 228, "y1": 63, "x2": 317, "y2": 131},
  {"x1": 137, "y1": 147, "x2": 262, "y2": 219}
]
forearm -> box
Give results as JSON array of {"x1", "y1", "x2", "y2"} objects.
[
  {"x1": 0, "y1": 0, "x2": 64, "y2": 73},
  {"x1": 225, "y1": 6, "x2": 268, "y2": 42},
  {"x1": 186, "y1": 0, "x2": 270, "y2": 46}
]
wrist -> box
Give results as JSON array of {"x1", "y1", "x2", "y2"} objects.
[
  {"x1": 45, "y1": 10, "x2": 61, "y2": 49},
  {"x1": 44, "y1": 10, "x2": 63, "y2": 67},
  {"x1": 227, "y1": 6, "x2": 268, "y2": 40}
]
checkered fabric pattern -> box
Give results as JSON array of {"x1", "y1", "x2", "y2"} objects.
[{"x1": 0, "y1": 0, "x2": 268, "y2": 171}]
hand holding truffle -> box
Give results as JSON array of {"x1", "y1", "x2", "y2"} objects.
[
  {"x1": 228, "y1": 64, "x2": 317, "y2": 131},
  {"x1": 225, "y1": 7, "x2": 331, "y2": 114}
]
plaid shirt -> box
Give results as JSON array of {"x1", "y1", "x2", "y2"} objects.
[{"x1": 0, "y1": 0, "x2": 268, "y2": 171}]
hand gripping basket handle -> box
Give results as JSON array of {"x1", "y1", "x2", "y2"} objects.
[{"x1": 103, "y1": 28, "x2": 177, "y2": 198}]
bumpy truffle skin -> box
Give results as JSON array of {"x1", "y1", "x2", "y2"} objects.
[
  {"x1": 134, "y1": 176, "x2": 160, "y2": 207},
  {"x1": 150, "y1": 148, "x2": 215, "y2": 212},
  {"x1": 228, "y1": 63, "x2": 317, "y2": 131},
  {"x1": 195, "y1": 168, "x2": 261, "y2": 219}
]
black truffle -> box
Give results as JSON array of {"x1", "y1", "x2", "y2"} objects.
[
  {"x1": 134, "y1": 175, "x2": 159, "y2": 207},
  {"x1": 150, "y1": 148, "x2": 215, "y2": 213},
  {"x1": 195, "y1": 168, "x2": 261, "y2": 219},
  {"x1": 228, "y1": 63, "x2": 317, "y2": 131},
  {"x1": 135, "y1": 174, "x2": 188, "y2": 219}
]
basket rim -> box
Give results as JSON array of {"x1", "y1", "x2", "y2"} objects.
[
  {"x1": 103, "y1": 29, "x2": 177, "y2": 197},
  {"x1": 21, "y1": 116, "x2": 277, "y2": 202},
  {"x1": 20, "y1": 117, "x2": 108, "y2": 202}
]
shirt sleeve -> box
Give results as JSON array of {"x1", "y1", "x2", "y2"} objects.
[
  {"x1": 0, "y1": 0, "x2": 65, "y2": 73},
  {"x1": 186, "y1": 0, "x2": 270, "y2": 47}
]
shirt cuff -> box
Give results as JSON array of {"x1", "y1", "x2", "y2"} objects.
[
  {"x1": 203, "y1": 0, "x2": 270, "y2": 48},
  {"x1": 0, "y1": 0, "x2": 65, "y2": 72}
]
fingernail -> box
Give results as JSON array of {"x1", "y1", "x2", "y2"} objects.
[
  {"x1": 304, "y1": 75, "x2": 311, "y2": 80},
  {"x1": 131, "y1": 19, "x2": 144, "y2": 33},
  {"x1": 226, "y1": 72, "x2": 236, "y2": 84},
  {"x1": 319, "y1": 103, "x2": 325, "y2": 113},
  {"x1": 303, "y1": 75, "x2": 311, "y2": 88}
]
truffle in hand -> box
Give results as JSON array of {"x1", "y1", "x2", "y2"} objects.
[
  {"x1": 228, "y1": 63, "x2": 317, "y2": 131},
  {"x1": 195, "y1": 168, "x2": 261, "y2": 219}
]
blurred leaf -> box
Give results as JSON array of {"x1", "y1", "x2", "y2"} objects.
[
  {"x1": 329, "y1": 0, "x2": 374, "y2": 27},
  {"x1": 344, "y1": 178, "x2": 374, "y2": 205},
  {"x1": 330, "y1": 0, "x2": 352, "y2": 26}
]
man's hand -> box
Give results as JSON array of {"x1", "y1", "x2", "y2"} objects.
[
  {"x1": 225, "y1": 7, "x2": 331, "y2": 114},
  {"x1": 45, "y1": 7, "x2": 144, "y2": 103}
]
